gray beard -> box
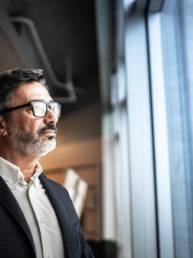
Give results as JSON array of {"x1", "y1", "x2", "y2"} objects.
[{"x1": 8, "y1": 125, "x2": 56, "y2": 157}]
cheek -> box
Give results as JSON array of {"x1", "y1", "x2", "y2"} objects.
[
  {"x1": 7, "y1": 113, "x2": 44, "y2": 134},
  {"x1": 19, "y1": 119, "x2": 43, "y2": 134}
]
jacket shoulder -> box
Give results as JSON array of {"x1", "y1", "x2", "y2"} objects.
[
  {"x1": 40, "y1": 173, "x2": 70, "y2": 197},
  {"x1": 39, "y1": 173, "x2": 77, "y2": 212}
]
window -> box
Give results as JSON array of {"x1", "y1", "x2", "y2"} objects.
[{"x1": 148, "y1": 0, "x2": 193, "y2": 257}]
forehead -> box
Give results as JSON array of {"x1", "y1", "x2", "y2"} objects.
[{"x1": 10, "y1": 82, "x2": 52, "y2": 105}]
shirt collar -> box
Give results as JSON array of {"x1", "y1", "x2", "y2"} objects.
[{"x1": 0, "y1": 157, "x2": 42, "y2": 186}]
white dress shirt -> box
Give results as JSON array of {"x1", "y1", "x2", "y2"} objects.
[{"x1": 0, "y1": 157, "x2": 64, "y2": 258}]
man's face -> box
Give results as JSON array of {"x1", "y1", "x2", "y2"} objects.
[{"x1": 4, "y1": 82, "x2": 59, "y2": 157}]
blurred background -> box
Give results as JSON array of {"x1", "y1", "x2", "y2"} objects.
[{"x1": 0, "y1": 0, "x2": 193, "y2": 258}]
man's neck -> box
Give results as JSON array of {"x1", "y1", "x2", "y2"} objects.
[{"x1": 0, "y1": 151, "x2": 40, "y2": 183}]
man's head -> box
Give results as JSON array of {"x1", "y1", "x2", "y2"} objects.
[
  {"x1": 0, "y1": 68, "x2": 61, "y2": 158},
  {"x1": 0, "y1": 68, "x2": 47, "y2": 110}
]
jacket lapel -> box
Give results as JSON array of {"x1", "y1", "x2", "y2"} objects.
[
  {"x1": 40, "y1": 174, "x2": 79, "y2": 258},
  {"x1": 0, "y1": 176, "x2": 36, "y2": 254}
]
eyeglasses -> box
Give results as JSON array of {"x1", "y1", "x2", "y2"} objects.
[{"x1": 0, "y1": 100, "x2": 61, "y2": 118}]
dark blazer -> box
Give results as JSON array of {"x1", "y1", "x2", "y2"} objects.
[{"x1": 0, "y1": 174, "x2": 94, "y2": 258}]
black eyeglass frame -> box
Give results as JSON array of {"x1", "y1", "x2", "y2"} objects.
[{"x1": 0, "y1": 100, "x2": 61, "y2": 118}]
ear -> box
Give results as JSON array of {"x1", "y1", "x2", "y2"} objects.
[{"x1": 0, "y1": 116, "x2": 7, "y2": 136}]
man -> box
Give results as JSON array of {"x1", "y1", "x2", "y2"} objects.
[{"x1": 0, "y1": 68, "x2": 94, "y2": 258}]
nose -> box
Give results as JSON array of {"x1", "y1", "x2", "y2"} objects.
[{"x1": 43, "y1": 108, "x2": 58, "y2": 124}]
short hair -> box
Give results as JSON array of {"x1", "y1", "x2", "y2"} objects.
[{"x1": 0, "y1": 68, "x2": 47, "y2": 109}]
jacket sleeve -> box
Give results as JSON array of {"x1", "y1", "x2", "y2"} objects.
[
  {"x1": 60, "y1": 184, "x2": 95, "y2": 258},
  {"x1": 77, "y1": 225, "x2": 95, "y2": 258}
]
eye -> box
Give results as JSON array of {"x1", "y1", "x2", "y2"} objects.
[{"x1": 26, "y1": 106, "x2": 33, "y2": 113}]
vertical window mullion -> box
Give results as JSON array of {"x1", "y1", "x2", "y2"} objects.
[{"x1": 147, "y1": 12, "x2": 175, "y2": 258}]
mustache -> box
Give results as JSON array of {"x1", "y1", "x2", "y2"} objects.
[{"x1": 38, "y1": 123, "x2": 57, "y2": 134}]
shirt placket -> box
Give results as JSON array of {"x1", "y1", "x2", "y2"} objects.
[{"x1": 28, "y1": 180, "x2": 48, "y2": 258}]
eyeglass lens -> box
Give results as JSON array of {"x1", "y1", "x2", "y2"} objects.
[{"x1": 32, "y1": 101, "x2": 61, "y2": 118}]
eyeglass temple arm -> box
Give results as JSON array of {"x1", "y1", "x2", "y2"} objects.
[{"x1": 0, "y1": 103, "x2": 31, "y2": 115}]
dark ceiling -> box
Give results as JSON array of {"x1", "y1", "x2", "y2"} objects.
[{"x1": 6, "y1": 0, "x2": 100, "y2": 114}]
